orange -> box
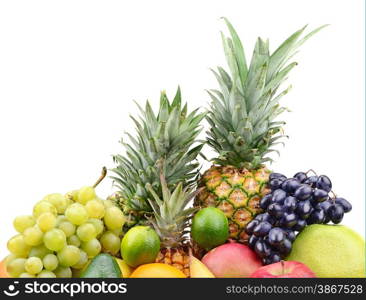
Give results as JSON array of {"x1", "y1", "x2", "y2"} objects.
[
  {"x1": 129, "y1": 263, "x2": 186, "y2": 278},
  {"x1": 0, "y1": 259, "x2": 9, "y2": 278}
]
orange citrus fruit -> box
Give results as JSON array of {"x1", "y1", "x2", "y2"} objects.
[
  {"x1": 0, "y1": 259, "x2": 9, "y2": 278},
  {"x1": 129, "y1": 263, "x2": 186, "y2": 278}
]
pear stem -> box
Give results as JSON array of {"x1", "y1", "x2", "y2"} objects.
[{"x1": 93, "y1": 167, "x2": 107, "y2": 188}]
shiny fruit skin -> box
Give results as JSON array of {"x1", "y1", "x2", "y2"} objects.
[{"x1": 130, "y1": 263, "x2": 186, "y2": 278}]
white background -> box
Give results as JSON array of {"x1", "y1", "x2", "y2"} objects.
[{"x1": 0, "y1": 0, "x2": 364, "y2": 258}]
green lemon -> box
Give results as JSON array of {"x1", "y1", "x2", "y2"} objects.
[
  {"x1": 121, "y1": 226, "x2": 160, "y2": 268},
  {"x1": 287, "y1": 224, "x2": 365, "y2": 278},
  {"x1": 191, "y1": 207, "x2": 229, "y2": 250}
]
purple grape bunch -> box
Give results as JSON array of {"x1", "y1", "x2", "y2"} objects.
[{"x1": 246, "y1": 171, "x2": 352, "y2": 265}]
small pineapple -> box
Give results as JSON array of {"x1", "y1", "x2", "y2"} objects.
[
  {"x1": 111, "y1": 87, "x2": 206, "y2": 232},
  {"x1": 195, "y1": 19, "x2": 326, "y2": 243},
  {"x1": 146, "y1": 173, "x2": 199, "y2": 277}
]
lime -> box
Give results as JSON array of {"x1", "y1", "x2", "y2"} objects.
[
  {"x1": 121, "y1": 226, "x2": 160, "y2": 268},
  {"x1": 287, "y1": 224, "x2": 365, "y2": 277},
  {"x1": 191, "y1": 207, "x2": 229, "y2": 250}
]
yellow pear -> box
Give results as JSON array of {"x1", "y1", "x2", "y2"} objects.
[
  {"x1": 116, "y1": 258, "x2": 134, "y2": 278},
  {"x1": 190, "y1": 256, "x2": 215, "y2": 278}
]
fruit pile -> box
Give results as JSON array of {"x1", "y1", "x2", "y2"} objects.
[
  {"x1": 246, "y1": 171, "x2": 352, "y2": 264},
  {"x1": 1, "y1": 18, "x2": 365, "y2": 279}
]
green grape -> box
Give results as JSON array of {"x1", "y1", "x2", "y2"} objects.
[
  {"x1": 54, "y1": 266, "x2": 72, "y2": 278},
  {"x1": 65, "y1": 190, "x2": 79, "y2": 202},
  {"x1": 81, "y1": 238, "x2": 101, "y2": 258},
  {"x1": 76, "y1": 223, "x2": 96, "y2": 242},
  {"x1": 100, "y1": 231, "x2": 121, "y2": 255},
  {"x1": 72, "y1": 250, "x2": 88, "y2": 269},
  {"x1": 7, "y1": 234, "x2": 31, "y2": 256},
  {"x1": 87, "y1": 218, "x2": 104, "y2": 236},
  {"x1": 37, "y1": 270, "x2": 56, "y2": 278},
  {"x1": 23, "y1": 226, "x2": 44, "y2": 246},
  {"x1": 103, "y1": 199, "x2": 114, "y2": 208},
  {"x1": 43, "y1": 228, "x2": 66, "y2": 251},
  {"x1": 19, "y1": 272, "x2": 36, "y2": 278},
  {"x1": 24, "y1": 257, "x2": 43, "y2": 274},
  {"x1": 33, "y1": 201, "x2": 57, "y2": 218},
  {"x1": 29, "y1": 244, "x2": 52, "y2": 259},
  {"x1": 104, "y1": 206, "x2": 126, "y2": 230},
  {"x1": 65, "y1": 203, "x2": 88, "y2": 225},
  {"x1": 4, "y1": 254, "x2": 18, "y2": 266},
  {"x1": 111, "y1": 227, "x2": 122, "y2": 237},
  {"x1": 57, "y1": 245, "x2": 80, "y2": 267},
  {"x1": 42, "y1": 254, "x2": 58, "y2": 271},
  {"x1": 67, "y1": 235, "x2": 81, "y2": 247},
  {"x1": 44, "y1": 193, "x2": 68, "y2": 214},
  {"x1": 6, "y1": 258, "x2": 26, "y2": 277},
  {"x1": 85, "y1": 199, "x2": 105, "y2": 219},
  {"x1": 37, "y1": 212, "x2": 56, "y2": 232},
  {"x1": 58, "y1": 221, "x2": 76, "y2": 237},
  {"x1": 56, "y1": 215, "x2": 67, "y2": 226},
  {"x1": 13, "y1": 215, "x2": 35, "y2": 233},
  {"x1": 77, "y1": 186, "x2": 96, "y2": 204}
]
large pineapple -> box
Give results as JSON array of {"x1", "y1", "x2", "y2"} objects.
[
  {"x1": 195, "y1": 19, "x2": 325, "y2": 243},
  {"x1": 146, "y1": 172, "x2": 199, "y2": 277},
  {"x1": 111, "y1": 87, "x2": 205, "y2": 232}
]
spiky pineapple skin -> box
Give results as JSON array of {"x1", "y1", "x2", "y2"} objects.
[
  {"x1": 155, "y1": 246, "x2": 190, "y2": 277},
  {"x1": 195, "y1": 165, "x2": 270, "y2": 243}
]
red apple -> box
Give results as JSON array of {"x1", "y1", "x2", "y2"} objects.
[
  {"x1": 250, "y1": 261, "x2": 316, "y2": 278},
  {"x1": 202, "y1": 242, "x2": 262, "y2": 277}
]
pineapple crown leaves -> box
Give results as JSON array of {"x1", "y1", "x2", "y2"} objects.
[
  {"x1": 207, "y1": 18, "x2": 327, "y2": 169},
  {"x1": 146, "y1": 172, "x2": 201, "y2": 248},
  {"x1": 111, "y1": 87, "x2": 206, "y2": 213}
]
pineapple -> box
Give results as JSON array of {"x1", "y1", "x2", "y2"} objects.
[
  {"x1": 111, "y1": 87, "x2": 206, "y2": 233},
  {"x1": 195, "y1": 19, "x2": 326, "y2": 243},
  {"x1": 146, "y1": 173, "x2": 199, "y2": 277}
]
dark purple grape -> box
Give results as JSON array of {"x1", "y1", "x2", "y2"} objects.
[
  {"x1": 267, "y1": 203, "x2": 284, "y2": 218},
  {"x1": 328, "y1": 204, "x2": 344, "y2": 224},
  {"x1": 267, "y1": 253, "x2": 281, "y2": 264},
  {"x1": 283, "y1": 229, "x2": 296, "y2": 242},
  {"x1": 255, "y1": 213, "x2": 276, "y2": 225},
  {"x1": 293, "y1": 219, "x2": 307, "y2": 231},
  {"x1": 269, "y1": 179, "x2": 283, "y2": 190},
  {"x1": 304, "y1": 176, "x2": 318, "y2": 188},
  {"x1": 278, "y1": 238, "x2": 292, "y2": 255},
  {"x1": 307, "y1": 209, "x2": 326, "y2": 224},
  {"x1": 253, "y1": 221, "x2": 272, "y2": 237},
  {"x1": 272, "y1": 189, "x2": 287, "y2": 204},
  {"x1": 294, "y1": 184, "x2": 313, "y2": 200},
  {"x1": 334, "y1": 197, "x2": 352, "y2": 213},
  {"x1": 296, "y1": 200, "x2": 313, "y2": 219},
  {"x1": 283, "y1": 196, "x2": 297, "y2": 212},
  {"x1": 294, "y1": 172, "x2": 307, "y2": 183},
  {"x1": 280, "y1": 212, "x2": 298, "y2": 228},
  {"x1": 245, "y1": 220, "x2": 259, "y2": 234},
  {"x1": 316, "y1": 199, "x2": 332, "y2": 212},
  {"x1": 260, "y1": 194, "x2": 272, "y2": 209},
  {"x1": 248, "y1": 235, "x2": 260, "y2": 249},
  {"x1": 313, "y1": 189, "x2": 329, "y2": 202},
  {"x1": 268, "y1": 227, "x2": 285, "y2": 246},
  {"x1": 254, "y1": 240, "x2": 271, "y2": 258},
  {"x1": 269, "y1": 173, "x2": 287, "y2": 181},
  {"x1": 316, "y1": 175, "x2": 332, "y2": 192},
  {"x1": 281, "y1": 178, "x2": 301, "y2": 194}
]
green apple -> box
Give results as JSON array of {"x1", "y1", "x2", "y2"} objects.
[{"x1": 287, "y1": 224, "x2": 365, "y2": 277}]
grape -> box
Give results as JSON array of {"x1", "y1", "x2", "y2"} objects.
[
  {"x1": 85, "y1": 199, "x2": 105, "y2": 219},
  {"x1": 267, "y1": 203, "x2": 284, "y2": 218},
  {"x1": 245, "y1": 220, "x2": 259, "y2": 234},
  {"x1": 87, "y1": 218, "x2": 104, "y2": 236},
  {"x1": 334, "y1": 197, "x2": 352, "y2": 213},
  {"x1": 58, "y1": 221, "x2": 76, "y2": 237},
  {"x1": 19, "y1": 272, "x2": 36, "y2": 278},
  {"x1": 43, "y1": 254, "x2": 58, "y2": 271},
  {"x1": 65, "y1": 203, "x2": 88, "y2": 225},
  {"x1": 6, "y1": 258, "x2": 26, "y2": 277},
  {"x1": 4, "y1": 254, "x2": 18, "y2": 266},
  {"x1": 313, "y1": 189, "x2": 329, "y2": 202},
  {"x1": 272, "y1": 189, "x2": 287, "y2": 204},
  {"x1": 13, "y1": 215, "x2": 35, "y2": 233},
  {"x1": 307, "y1": 209, "x2": 326, "y2": 224},
  {"x1": 57, "y1": 245, "x2": 81, "y2": 267},
  {"x1": 280, "y1": 212, "x2": 297, "y2": 228},
  {"x1": 269, "y1": 173, "x2": 286, "y2": 181},
  {"x1": 103, "y1": 199, "x2": 114, "y2": 208},
  {"x1": 100, "y1": 231, "x2": 121, "y2": 255},
  {"x1": 77, "y1": 186, "x2": 96, "y2": 204},
  {"x1": 56, "y1": 215, "x2": 67, "y2": 226},
  {"x1": 37, "y1": 212, "x2": 57, "y2": 232},
  {"x1": 269, "y1": 178, "x2": 283, "y2": 190},
  {"x1": 23, "y1": 226, "x2": 44, "y2": 246},
  {"x1": 253, "y1": 221, "x2": 272, "y2": 237},
  {"x1": 29, "y1": 244, "x2": 52, "y2": 258},
  {"x1": 54, "y1": 266, "x2": 72, "y2": 278},
  {"x1": 295, "y1": 200, "x2": 312, "y2": 219},
  {"x1": 328, "y1": 204, "x2": 344, "y2": 224},
  {"x1": 77, "y1": 223, "x2": 97, "y2": 242},
  {"x1": 7, "y1": 234, "x2": 31, "y2": 256},
  {"x1": 24, "y1": 257, "x2": 43, "y2": 274},
  {"x1": 268, "y1": 228, "x2": 285, "y2": 246},
  {"x1": 316, "y1": 175, "x2": 332, "y2": 192},
  {"x1": 281, "y1": 178, "x2": 300, "y2": 194},
  {"x1": 37, "y1": 270, "x2": 56, "y2": 278},
  {"x1": 67, "y1": 235, "x2": 81, "y2": 247},
  {"x1": 43, "y1": 228, "x2": 66, "y2": 251},
  {"x1": 72, "y1": 250, "x2": 88, "y2": 269},
  {"x1": 81, "y1": 238, "x2": 101, "y2": 258},
  {"x1": 255, "y1": 213, "x2": 275, "y2": 224},
  {"x1": 33, "y1": 201, "x2": 57, "y2": 218},
  {"x1": 294, "y1": 172, "x2": 307, "y2": 183},
  {"x1": 44, "y1": 193, "x2": 68, "y2": 214},
  {"x1": 278, "y1": 238, "x2": 292, "y2": 255},
  {"x1": 254, "y1": 240, "x2": 271, "y2": 258},
  {"x1": 293, "y1": 219, "x2": 307, "y2": 231},
  {"x1": 294, "y1": 184, "x2": 313, "y2": 200},
  {"x1": 259, "y1": 194, "x2": 272, "y2": 209},
  {"x1": 283, "y1": 196, "x2": 297, "y2": 212},
  {"x1": 111, "y1": 227, "x2": 122, "y2": 237},
  {"x1": 104, "y1": 206, "x2": 126, "y2": 230}
]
